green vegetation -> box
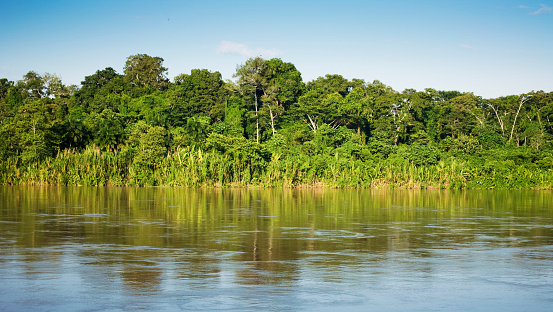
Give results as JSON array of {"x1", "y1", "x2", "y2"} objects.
[{"x1": 1, "y1": 55, "x2": 553, "y2": 188}]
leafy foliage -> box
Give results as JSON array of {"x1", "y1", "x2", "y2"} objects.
[
  {"x1": 1, "y1": 54, "x2": 553, "y2": 189},
  {"x1": 124, "y1": 54, "x2": 169, "y2": 90}
]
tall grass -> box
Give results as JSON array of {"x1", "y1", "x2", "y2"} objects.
[{"x1": 1, "y1": 146, "x2": 552, "y2": 189}]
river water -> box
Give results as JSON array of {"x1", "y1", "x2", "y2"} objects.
[{"x1": 1, "y1": 186, "x2": 552, "y2": 311}]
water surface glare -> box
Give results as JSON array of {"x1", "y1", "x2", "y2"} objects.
[{"x1": 1, "y1": 187, "x2": 552, "y2": 311}]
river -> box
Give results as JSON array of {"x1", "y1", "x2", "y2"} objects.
[{"x1": 1, "y1": 186, "x2": 552, "y2": 311}]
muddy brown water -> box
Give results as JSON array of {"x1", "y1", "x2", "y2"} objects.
[{"x1": 1, "y1": 186, "x2": 552, "y2": 311}]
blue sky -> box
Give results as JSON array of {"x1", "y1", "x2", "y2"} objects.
[{"x1": 1, "y1": 0, "x2": 552, "y2": 98}]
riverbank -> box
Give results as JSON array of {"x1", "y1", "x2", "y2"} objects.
[{"x1": 2, "y1": 146, "x2": 552, "y2": 189}]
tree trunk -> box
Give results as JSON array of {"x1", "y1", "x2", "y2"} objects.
[
  {"x1": 268, "y1": 105, "x2": 276, "y2": 135},
  {"x1": 488, "y1": 103, "x2": 505, "y2": 135},
  {"x1": 307, "y1": 115, "x2": 317, "y2": 132},
  {"x1": 255, "y1": 91, "x2": 259, "y2": 144},
  {"x1": 509, "y1": 95, "x2": 529, "y2": 143}
]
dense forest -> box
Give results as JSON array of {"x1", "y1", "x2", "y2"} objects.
[{"x1": 1, "y1": 54, "x2": 553, "y2": 188}]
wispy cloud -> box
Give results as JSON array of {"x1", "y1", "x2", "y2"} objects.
[
  {"x1": 518, "y1": 5, "x2": 529, "y2": 9},
  {"x1": 217, "y1": 41, "x2": 251, "y2": 57},
  {"x1": 460, "y1": 44, "x2": 474, "y2": 49},
  {"x1": 217, "y1": 40, "x2": 282, "y2": 58},
  {"x1": 529, "y1": 4, "x2": 552, "y2": 15}
]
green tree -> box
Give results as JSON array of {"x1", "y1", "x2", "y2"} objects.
[
  {"x1": 5, "y1": 88, "x2": 23, "y2": 111},
  {"x1": 533, "y1": 91, "x2": 553, "y2": 141},
  {"x1": 43, "y1": 73, "x2": 73, "y2": 98},
  {"x1": 513, "y1": 91, "x2": 553, "y2": 149},
  {"x1": 307, "y1": 74, "x2": 352, "y2": 97},
  {"x1": 234, "y1": 57, "x2": 267, "y2": 143},
  {"x1": 370, "y1": 84, "x2": 411, "y2": 144},
  {"x1": 0, "y1": 79, "x2": 16, "y2": 124},
  {"x1": 481, "y1": 93, "x2": 533, "y2": 145},
  {"x1": 486, "y1": 96, "x2": 513, "y2": 137},
  {"x1": 16, "y1": 71, "x2": 72, "y2": 100},
  {"x1": 183, "y1": 116, "x2": 210, "y2": 147},
  {"x1": 287, "y1": 75, "x2": 353, "y2": 135},
  {"x1": 71, "y1": 67, "x2": 132, "y2": 113},
  {"x1": 264, "y1": 58, "x2": 305, "y2": 109},
  {"x1": 508, "y1": 93, "x2": 532, "y2": 144},
  {"x1": 169, "y1": 69, "x2": 228, "y2": 126},
  {"x1": 260, "y1": 84, "x2": 285, "y2": 135},
  {"x1": 436, "y1": 93, "x2": 483, "y2": 139},
  {"x1": 290, "y1": 90, "x2": 343, "y2": 133},
  {"x1": 124, "y1": 54, "x2": 169, "y2": 90},
  {"x1": 211, "y1": 96, "x2": 244, "y2": 137},
  {"x1": 18, "y1": 71, "x2": 45, "y2": 99},
  {"x1": 340, "y1": 85, "x2": 372, "y2": 136},
  {"x1": 259, "y1": 58, "x2": 305, "y2": 135},
  {"x1": 89, "y1": 109, "x2": 125, "y2": 151},
  {"x1": 0, "y1": 78, "x2": 13, "y2": 101},
  {"x1": 130, "y1": 123, "x2": 168, "y2": 169},
  {"x1": 13, "y1": 98, "x2": 62, "y2": 162},
  {"x1": 128, "y1": 94, "x2": 170, "y2": 127}
]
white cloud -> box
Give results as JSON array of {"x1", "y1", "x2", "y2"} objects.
[
  {"x1": 529, "y1": 4, "x2": 552, "y2": 15},
  {"x1": 216, "y1": 40, "x2": 282, "y2": 58},
  {"x1": 254, "y1": 47, "x2": 282, "y2": 59},
  {"x1": 217, "y1": 41, "x2": 251, "y2": 57},
  {"x1": 518, "y1": 5, "x2": 529, "y2": 9},
  {"x1": 460, "y1": 44, "x2": 473, "y2": 49}
]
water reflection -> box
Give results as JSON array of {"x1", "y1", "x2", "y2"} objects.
[{"x1": 1, "y1": 186, "x2": 552, "y2": 311}]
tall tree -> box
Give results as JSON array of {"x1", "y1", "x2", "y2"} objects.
[
  {"x1": 17, "y1": 72, "x2": 72, "y2": 100},
  {"x1": 260, "y1": 58, "x2": 305, "y2": 135},
  {"x1": 365, "y1": 80, "x2": 399, "y2": 143},
  {"x1": 73, "y1": 67, "x2": 134, "y2": 114},
  {"x1": 307, "y1": 74, "x2": 352, "y2": 97},
  {"x1": 264, "y1": 58, "x2": 304, "y2": 109},
  {"x1": 291, "y1": 90, "x2": 343, "y2": 133},
  {"x1": 0, "y1": 79, "x2": 16, "y2": 124},
  {"x1": 169, "y1": 69, "x2": 228, "y2": 126},
  {"x1": 12, "y1": 98, "x2": 63, "y2": 162},
  {"x1": 124, "y1": 54, "x2": 169, "y2": 90},
  {"x1": 509, "y1": 93, "x2": 532, "y2": 143},
  {"x1": 89, "y1": 109, "x2": 125, "y2": 151},
  {"x1": 0, "y1": 78, "x2": 13, "y2": 101},
  {"x1": 340, "y1": 86, "x2": 371, "y2": 136},
  {"x1": 234, "y1": 57, "x2": 267, "y2": 143},
  {"x1": 289, "y1": 74, "x2": 352, "y2": 134},
  {"x1": 5, "y1": 87, "x2": 24, "y2": 111},
  {"x1": 128, "y1": 94, "x2": 171, "y2": 127},
  {"x1": 436, "y1": 93, "x2": 483, "y2": 139},
  {"x1": 18, "y1": 71, "x2": 45, "y2": 99}
]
